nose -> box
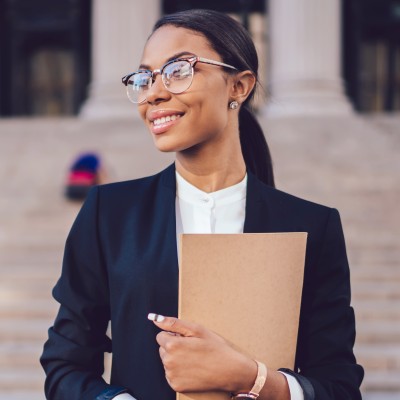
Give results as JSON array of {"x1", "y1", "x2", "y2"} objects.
[{"x1": 145, "y1": 73, "x2": 171, "y2": 105}]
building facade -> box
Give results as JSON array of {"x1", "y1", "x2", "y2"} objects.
[{"x1": 0, "y1": 0, "x2": 399, "y2": 117}]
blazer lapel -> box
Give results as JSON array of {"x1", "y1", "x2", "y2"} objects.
[
  {"x1": 157, "y1": 163, "x2": 179, "y2": 316},
  {"x1": 160, "y1": 163, "x2": 178, "y2": 272},
  {"x1": 244, "y1": 172, "x2": 272, "y2": 233}
]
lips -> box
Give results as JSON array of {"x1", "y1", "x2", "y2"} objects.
[{"x1": 147, "y1": 109, "x2": 184, "y2": 135}]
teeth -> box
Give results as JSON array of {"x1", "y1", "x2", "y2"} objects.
[{"x1": 153, "y1": 114, "x2": 181, "y2": 125}]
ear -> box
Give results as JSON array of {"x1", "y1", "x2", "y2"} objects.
[{"x1": 229, "y1": 71, "x2": 256, "y2": 105}]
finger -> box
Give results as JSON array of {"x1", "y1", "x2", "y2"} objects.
[
  {"x1": 156, "y1": 330, "x2": 177, "y2": 347},
  {"x1": 148, "y1": 313, "x2": 203, "y2": 337},
  {"x1": 159, "y1": 345, "x2": 166, "y2": 361}
]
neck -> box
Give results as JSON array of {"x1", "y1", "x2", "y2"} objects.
[{"x1": 175, "y1": 134, "x2": 246, "y2": 193}]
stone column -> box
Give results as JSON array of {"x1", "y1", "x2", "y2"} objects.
[
  {"x1": 80, "y1": 0, "x2": 160, "y2": 119},
  {"x1": 264, "y1": 0, "x2": 353, "y2": 117}
]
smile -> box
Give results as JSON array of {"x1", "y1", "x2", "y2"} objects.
[
  {"x1": 149, "y1": 111, "x2": 183, "y2": 135},
  {"x1": 153, "y1": 114, "x2": 181, "y2": 126}
]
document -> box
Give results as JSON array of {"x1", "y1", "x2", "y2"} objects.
[{"x1": 177, "y1": 233, "x2": 307, "y2": 400}]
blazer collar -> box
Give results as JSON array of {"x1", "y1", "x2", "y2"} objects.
[
  {"x1": 244, "y1": 171, "x2": 273, "y2": 233},
  {"x1": 161, "y1": 162, "x2": 176, "y2": 192}
]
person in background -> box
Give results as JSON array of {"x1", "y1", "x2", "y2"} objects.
[
  {"x1": 41, "y1": 9, "x2": 364, "y2": 400},
  {"x1": 65, "y1": 152, "x2": 106, "y2": 201}
]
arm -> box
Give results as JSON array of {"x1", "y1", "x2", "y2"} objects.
[
  {"x1": 148, "y1": 209, "x2": 363, "y2": 400},
  {"x1": 151, "y1": 315, "x2": 292, "y2": 400},
  {"x1": 280, "y1": 208, "x2": 364, "y2": 399},
  {"x1": 40, "y1": 187, "x2": 127, "y2": 399}
]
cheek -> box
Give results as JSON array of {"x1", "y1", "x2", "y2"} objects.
[
  {"x1": 138, "y1": 105, "x2": 147, "y2": 121},
  {"x1": 200, "y1": 93, "x2": 229, "y2": 127}
]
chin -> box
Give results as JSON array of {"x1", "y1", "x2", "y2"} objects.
[{"x1": 152, "y1": 137, "x2": 181, "y2": 153}]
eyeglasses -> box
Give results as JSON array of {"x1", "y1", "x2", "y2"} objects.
[{"x1": 122, "y1": 56, "x2": 238, "y2": 104}]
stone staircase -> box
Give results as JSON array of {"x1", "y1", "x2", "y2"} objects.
[{"x1": 0, "y1": 115, "x2": 399, "y2": 399}]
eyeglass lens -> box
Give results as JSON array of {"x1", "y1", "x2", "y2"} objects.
[{"x1": 126, "y1": 60, "x2": 194, "y2": 103}]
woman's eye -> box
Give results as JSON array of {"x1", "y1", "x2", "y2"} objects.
[
  {"x1": 172, "y1": 68, "x2": 182, "y2": 78},
  {"x1": 165, "y1": 62, "x2": 191, "y2": 80}
]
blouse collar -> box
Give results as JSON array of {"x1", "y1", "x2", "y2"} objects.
[{"x1": 175, "y1": 171, "x2": 247, "y2": 207}]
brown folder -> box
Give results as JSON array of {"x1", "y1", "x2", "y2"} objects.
[{"x1": 177, "y1": 233, "x2": 307, "y2": 400}]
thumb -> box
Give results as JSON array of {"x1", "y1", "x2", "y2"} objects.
[{"x1": 148, "y1": 313, "x2": 203, "y2": 337}]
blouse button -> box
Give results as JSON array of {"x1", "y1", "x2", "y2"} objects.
[{"x1": 200, "y1": 196, "x2": 214, "y2": 207}]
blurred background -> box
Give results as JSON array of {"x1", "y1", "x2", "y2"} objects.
[{"x1": 0, "y1": 0, "x2": 399, "y2": 399}]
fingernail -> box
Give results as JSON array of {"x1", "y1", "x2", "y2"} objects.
[{"x1": 148, "y1": 313, "x2": 165, "y2": 322}]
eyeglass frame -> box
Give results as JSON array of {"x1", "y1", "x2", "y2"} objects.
[{"x1": 121, "y1": 56, "x2": 238, "y2": 104}]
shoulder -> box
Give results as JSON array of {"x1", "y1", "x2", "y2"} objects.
[
  {"x1": 91, "y1": 163, "x2": 175, "y2": 202},
  {"x1": 79, "y1": 164, "x2": 175, "y2": 227},
  {"x1": 265, "y1": 184, "x2": 332, "y2": 215},
  {"x1": 252, "y1": 174, "x2": 335, "y2": 225}
]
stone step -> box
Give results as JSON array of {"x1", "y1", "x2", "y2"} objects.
[
  {"x1": 347, "y1": 238, "x2": 400, "y2": 251},
  {"x1": 362, "y1": 392, "x2": 400, "y2": 400},
  {"x1": 0, "y1": 280, "x2": 55, "y2": 293},
  {"x1": 353, "y1": 299, "x2": 400, "y2": 321},
  {"x1": 357, "y1": 320, "x2": 400, "y2": 344},
  {"x1": 0, "y1": 368, "x2": 44, "y2": 391},
  {"x1": 362, "y1": 370, "x2": 400, "y2": 392},
  {"x1": 355, "y1": 343, "x2": 400, "y2": 370},
  {"x1": 352, "y1": 281, "x2": 400, "y2": 300},
  {"x1": 0, "y1": 342, "x2": 43, "y2": 368},
  {"x1": 0, "y1": 391, "x2": 45, "y2": 400},
  {"x1": 0, "y1": 318, "x2": 51, "y2": 342},
  {"x1": 351, "y1": 265, "x2": 400, "y2": 282},
  {"x1": 0, "y1": 250, "x2": 63, "y2": 266},
  {"x1": 0, "y1": 287, "x2": 54, "y2": 304},
  {"x1": 0, "y1": 263, "x2": 60, "y2": 275},
  {"x1": 0, "y1": 298, "x2": 58, "y2": 319},
  {"x1": 349, "y1": 248, "x2": 400, "y2": 267}
]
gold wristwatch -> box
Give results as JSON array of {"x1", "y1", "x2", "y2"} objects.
[{"x1": 231, "y1": 361, "x2": 267, "y2": 400}]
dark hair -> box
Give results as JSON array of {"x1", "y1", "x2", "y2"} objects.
[{"x1": 153, "y1": 9, "x2": 275, "y2": 187}]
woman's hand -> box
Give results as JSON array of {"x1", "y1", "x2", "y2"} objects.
[{"x1": 148, "y1": 313, "x2": 257, "y2": 394}]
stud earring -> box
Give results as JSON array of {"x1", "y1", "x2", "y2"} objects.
[{"x1": 229, "y1": 101, "x2": 239, "y2": 110}]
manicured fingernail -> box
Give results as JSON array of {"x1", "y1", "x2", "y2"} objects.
[{"x1": 148, "y1": 313, "x2": 165, "y2": 322}]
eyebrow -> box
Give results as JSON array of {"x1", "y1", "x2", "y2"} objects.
[{"x1": 139, "y1": 51, "x2": 196, "y2": 70}]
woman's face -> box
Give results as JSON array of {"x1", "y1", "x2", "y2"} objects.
[{"x1": 138, "y1": 25, "x2": 235, "y2": 153}]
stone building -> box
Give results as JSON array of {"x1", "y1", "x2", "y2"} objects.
[{"x1": 0, "y1": 0, "x2": 399, "y2": 118}]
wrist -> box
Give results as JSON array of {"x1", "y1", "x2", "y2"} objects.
[
  {"x1": 222, "y1": 354, "x2": 257, "y2": 393},
  {"x1": 227, "y1": 356, "x2": 258, "y2": 394},
  {"x1": 231, "y1": 360, "x2": 267, "y2": 399}
]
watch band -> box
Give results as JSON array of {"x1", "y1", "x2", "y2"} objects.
[
  {"x1": 231, "y1": 394, "x2": 258, "y2": 400},
  {"x1": 231, "y1": 360, "x2": 267, "y2": 399}
]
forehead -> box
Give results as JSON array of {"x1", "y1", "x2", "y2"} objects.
[{"x1": 140, "y1": 25, "x2": 220, "y2": 67}]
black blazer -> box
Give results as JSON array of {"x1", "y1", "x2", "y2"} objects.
[{"x1": 40, "y1": 164, "x2": 364, "y2": 400}]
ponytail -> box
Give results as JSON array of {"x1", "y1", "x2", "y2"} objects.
[{"x1": 239, "y1": 107, "x2": 275, "y2": 188}]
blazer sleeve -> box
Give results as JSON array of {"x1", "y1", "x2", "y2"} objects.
[
  {"x1": 40, "y1": 187, "x2": 124, "y2": 399},
  {"x1": 280, "y1": 208, "x2": 364, "y2": 399}
]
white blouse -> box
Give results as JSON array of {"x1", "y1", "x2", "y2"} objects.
[{"x1": 175, "y1": 170, "x2": 247, "y2": 238}]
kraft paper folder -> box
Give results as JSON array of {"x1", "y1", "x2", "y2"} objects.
[{"x1": 177, "y1": 233, "x2": 307, "y2": 400}]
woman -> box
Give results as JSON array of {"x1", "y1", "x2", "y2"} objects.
[{"x1": 41, "y1": 9, "x2": 364, "y2": 400}]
